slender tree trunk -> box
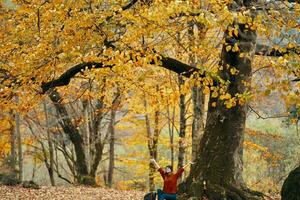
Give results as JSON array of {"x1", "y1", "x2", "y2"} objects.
[
  {"x1": 177, "y1": 75, "x2": 186, "y2": 170},
  {"x1": 191, "y1": 86, "x2": 205, "y2": 161},
  {"x1": 15, "y1": 96, "x2": 23, "y2": 182},
  {"x1": 9, "y1": 111, "x2": 16, "y2": 175},
  {"x1": 43, "y1": 101, "x2": 55, "y2": 186},
  {"x1": 145, "y1": 98, "x2": 160, "y2": 191},
  {"x1": 108, "y1": 109, "x2": 116, "y2": 188},
  {"x1": 32, "y1": 147, "x2": 37, "y2": 180},
  {"x1": 83, "y1": 99, "x2": 91, "y2": 174},
  {"x1": 167, "y1": 104, "x2": 175, "y2": 167},
  {"x1": 89, "y1": 80, "x2": 107, "y2": 180},
  {"x1": 108, "y1": 90, "x2": 120, "y2": 188},
  {"x1": 182, "y1": 16, "x2": 262, "y2": 200}
]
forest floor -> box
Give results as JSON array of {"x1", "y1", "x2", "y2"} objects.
[
  {"x1": 0, "y1": 185, "x2": 282, "y2": 200},
  {"x1": 0, "y1": 185, "x2": 145, "y2": 200}
]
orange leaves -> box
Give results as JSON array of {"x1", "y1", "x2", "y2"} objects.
[{"x1": 244, "y1": 140, "x2": 268, "y2": 152}]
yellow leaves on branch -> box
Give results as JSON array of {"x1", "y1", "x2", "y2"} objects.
[
  {"x1": 0, "y1": 135, "x2": 10, "y2": 160},
  {"x1": 224, "y1": 97, "x2": 236, "y2": 109},
  {"x1": 211, "y1": 102, "x2": 217, "y2": 107},
  {"x1": 244, "y1": 140, "x2": 281, "y2": 162},
  {"x1": 246, "y1": 128, "x2": 283, "y2": 140},
  {"x1": 203, "y1": 86, "x2": 210, "y2": 95},
  {"x1": 220, "y1": 93, "x2": 231, "y2": 100}
]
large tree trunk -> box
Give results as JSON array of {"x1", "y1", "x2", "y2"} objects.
[{"x1": 180, "y1": 19, "x2": 262, "y2": 200}]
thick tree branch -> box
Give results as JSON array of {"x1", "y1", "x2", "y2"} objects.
[
  {"x1": 41, "y1": 62, "x2": 111, "y2": 93},
  {"x1": 41, "y1": 56, "x2": 200, "y2": 93},
  {"x1": 160, "y1": 57, "x2": 200, "y2": 77}
]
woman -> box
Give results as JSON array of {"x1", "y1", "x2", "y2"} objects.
[{"x1": 150, "y1": 159, "x2": 193, "y2": 200}]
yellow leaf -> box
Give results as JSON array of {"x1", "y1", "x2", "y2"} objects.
[
  {"x1": 238, "y1": 98, "x2": 245, "y2": 105},
  {"x1": 211, "y1": 91, "x2": 218, "y2": 98},
  {"x1": 203, "y1": 86, "x2": 210, "y2": 95},
  {"x1": 220, "y1": 93, "x2": 231, "y2": 100},
  {"x1": 225, "y1": 103, "x2": 233, "y2": 109},
  {"x1": 233, "y1": 29, "x2": 238, "y2": 37},
  {"x1": 230, "y1": 68, "x2": 238, "y2": 75},
  {"x1": 232, "y1": 43, "x2": 239, "y2": 52},
  {"x1": 226, "y1": 45, "x2": 232, "y2": 52},
  {"x1": 287, "y1": 43, "x2": 295, "y2": 49}
]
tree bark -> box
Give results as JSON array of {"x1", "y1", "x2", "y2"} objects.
[{"x1": 181, "y1": 20, "x2": 262, "y2": 200}]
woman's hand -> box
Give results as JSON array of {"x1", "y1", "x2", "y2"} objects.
[
  {"x1": 150, "y1": 158, "x2": 160, "y2": 169},
  {"x1": 183, "y1": 161, "x2": 195, "y2": 169}
]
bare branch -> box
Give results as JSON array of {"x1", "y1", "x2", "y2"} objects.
[{"x1": 248, "y1": 105, "x2": 289, "y2": 119}]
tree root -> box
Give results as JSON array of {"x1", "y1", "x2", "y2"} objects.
[{"x1": 179, "y1": 181, "x2": 265, "y2": 200}]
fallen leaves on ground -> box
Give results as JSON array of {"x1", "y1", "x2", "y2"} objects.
[{"x1": 0, "y1": 185, "x2": 145, "y2": 200}]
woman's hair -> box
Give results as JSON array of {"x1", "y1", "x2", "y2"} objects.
[{"x1": 165, "y1": 165, "x2": 173, "y2": 172}]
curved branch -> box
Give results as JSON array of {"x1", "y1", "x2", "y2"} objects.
[
  {"x1": 41, "y1": 56, "x2": 201, "y2": 93},
  {"x1": 41, "y1": 62, "x2": 111, "y2": 93}
]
